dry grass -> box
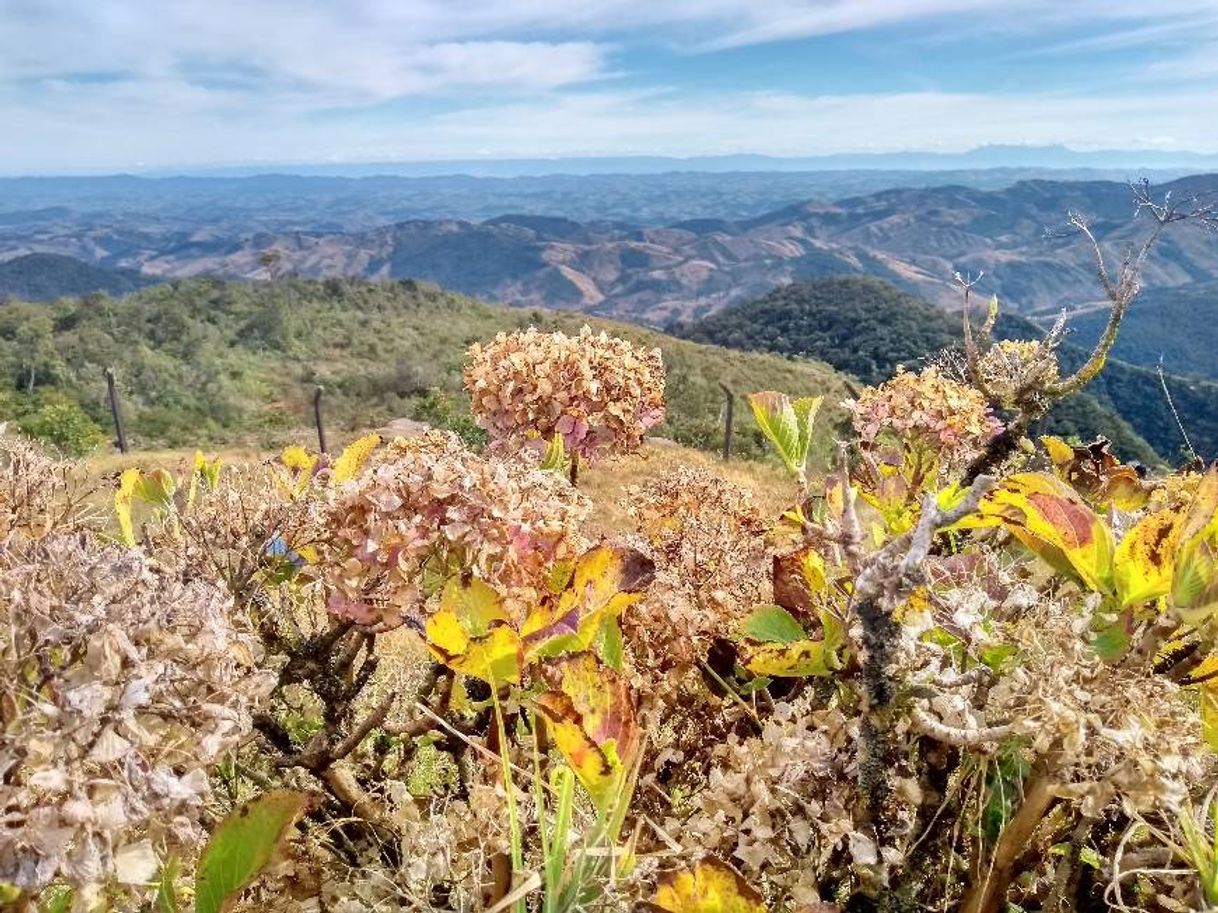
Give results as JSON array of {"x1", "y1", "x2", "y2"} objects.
[
  {"x1": 83, "y1": 437, "x2": 796, "y2": 537},
  {"x1": 569, "y1": 442, "x2": 795, "y2": 537}
]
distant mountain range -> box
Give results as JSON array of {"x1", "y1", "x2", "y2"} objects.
[
  {"x1": 4, "y1": 170, "x2": 1216, "y2": 446},
  {"x1": 9, "y1": 173, "x2": 1214, "y2": 326},
  {"x1": 133, "y1": 145, "x2": 1218, "y2": 177}
]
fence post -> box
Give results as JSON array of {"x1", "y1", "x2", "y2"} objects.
[
  {"x1": 719, "y1": 382, "x2": 735, "y2": 461},
  {"x1": 104, "y1": 368, "x2": 128, "y2": 454},
  {"x1": 313, "y1": 385, "x2": 328, "y2": 454}
]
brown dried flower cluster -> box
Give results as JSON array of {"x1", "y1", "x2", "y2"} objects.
[
  {"x1": 977, "y1": 338, "x2": 1061, "y2": 408},
  {"x1": 324, "y1": 431, "x2": 590, "y2": 627},
  {"x1": 849, "y1": 365, "x2": 1002, "y2": 465},
  {"x1": 672, "y1": 699, "x2": 858, "y2": 905},
  {"x1": 623, "y1": 467, "x2": 770, "y2": 672},
  {"x1": 0, "y1": 535, "x2": 274, "y2": 903},
  {"x1": 0, "y1": 434, "x2": 95, "y2": 543},
  {"x1": 463, "y1": 325, "x2": 666, "y2": 461}
]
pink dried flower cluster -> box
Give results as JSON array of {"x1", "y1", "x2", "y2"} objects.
[
  {"x1": 849, "y1": 365, "x2": 1002, "y2": 463},
  {"x1": 463, "y1": 325, "x2": 666, "y2": 461},
  {"x1": 0, "y1": 535, "x2": 273, "y2": 902},
  {"x1": 324, "y1": 430, "x2": 590, "y2": 628}
]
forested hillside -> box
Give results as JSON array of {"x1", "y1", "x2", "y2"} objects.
[
  {"x1": 0, "y1": 253, "x2": 154, "y2": 300},
  {"x1": 678, "y1": 275, "x2": 1215, "y2": 463},
  {"x1": 0, "y1": 277, "x2": 850, "y2": 458},
  {"x1": 1062, "y1": 281, "x2": 1218, "y2": 380}
]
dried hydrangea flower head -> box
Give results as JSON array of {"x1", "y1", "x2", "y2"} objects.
[
  {"x1": 622, "y1": 467, "x2": 771, "y2": 676},
  {"x1": 463, "y1": 325, "x2": 666, "y2": 461},
  {"x1": 0, "y1": 536, "x2": 273, "y2": 904},
  {"x1": 848, "y1": 365, "x2": 1002, "y2": 467},
  {"x1": 978, "y1": 338, "x2": 1061, "y2": 408},
  {"x1": 324, "y1": 430, "x2": 590, "y2": 628}
]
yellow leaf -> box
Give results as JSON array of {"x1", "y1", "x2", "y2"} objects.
[
  {"x1": 331, "y1": 433, "x2": 381, "y2": 485},
  {"x1": 440, "y1": 576, "x2": 509, "y2": 633},
  {"x1": 649, "y1": 858, "x2": 767, "y2": 913},
  {"x1": 1041, "y1": 435, "x2": 1075, "y2": 467},
  {"x1": 1172, "y1": 467, "x2": 1218, "y2": 624},
  {"x1": 114, "y1": 467, "x2": 140, "y2": 547},
  {"x1": 133, "y1": 468, "x2": 176, "y2": 506},
  {"x1": 958, "y1": 472, "x2": 1114, "y2": 595},
  {"x1": 1114, "y1": 508, "x2": 1185, "y2": 609},
  {"x1": 1188, "y1": 653, "x2": 1218, "y2": 684},
  {"x1": 194, "y1": 450, "x2": 222, "y2": 488},
  {"x1": 425, "y1": 576, "x2": 520, "y2": 684},
  {"x1": 279, "y1": 445, "x2": 317, "y2": 473},
  {"x1": 738, "y1": 638, "x2": 837, "y2": 678},
  {"x1": 534, "y1": 652, "x2": 639, "y2": 810},
  {"x1": 522, "y1": 544, "x2": 654, "y2": 658},
  {"x1": 426, "y1": 613, "x2": 521, "y2": 685}
]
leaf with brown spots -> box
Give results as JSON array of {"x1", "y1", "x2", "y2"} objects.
[
  {"x1": 772, "y1": 546, "x2": 828, "y2": 617},
  {"x1": 522, "y1": 543, "x2": 655, "y2": 660},
  {"x1": 957, "y1": 472, "x2": 1114, "y2": 595},
  {"x1": 534, "y1": 651, "x2": 640, "y2": 810},
  {"x1": 1115, "y1": 507, "x2": 1185, "y2": 609},
  {"x1": 425, "y1": 576, "x2": 522, "y2": 684}
]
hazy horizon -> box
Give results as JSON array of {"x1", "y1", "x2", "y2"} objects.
[{"x1": 6, "y1": 144, "x2": 1218, "y2": 181}]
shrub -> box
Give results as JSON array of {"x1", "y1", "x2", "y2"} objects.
[{"x1": 464, "y1": 325, "x2": 665, "y2": 462}]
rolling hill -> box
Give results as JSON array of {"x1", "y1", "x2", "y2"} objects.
[
  {"x1": 678, "y1": 276, "x2": 1218, "y2": 463},
  {"x1": 1061, "y1": 282, "x2": 1218, "y2": 380},
  {"x1": 0, "y1": 277, "x2": 852, "y2": 460},
  {"x1": 9, "y1": 175, "x2": 1216, "y2": 327},
  {"x1": 0, "y1": 253, "x2": 154, "y2": 300}
]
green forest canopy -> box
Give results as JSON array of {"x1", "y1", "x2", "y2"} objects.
[
  {"x1": 677, "y1": 275, "x2": 1216, "y2": 464},
  {"x1": 0, "y1": 277, "x2": 852, "y2": 460}
]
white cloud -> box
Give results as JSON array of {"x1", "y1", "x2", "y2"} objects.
[
  {"x1": 4, "y1": 0, "x2": 1218, "y2": 171},
  {"x1": 8, "y1": 85, "x2": 1218, "y2": 173}
]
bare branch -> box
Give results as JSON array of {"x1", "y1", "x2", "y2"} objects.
[
  {"x1": 853, "y1": 475, "x2": 995, "y2": 607},
  {"x1": 909, "y1": 706, "x2": 1027, "y2": 750}
]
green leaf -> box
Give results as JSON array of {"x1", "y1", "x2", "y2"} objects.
[
  {"x1": 37, "y1": 885, "x2": 72, "y2": 913},
  {"x1": 1079, "y1": 847, "x2": 1104, "y2": 870},
  {"x1": 1091, "y1": 610, "x2": 1133, "y2": 663},
  {"x1": 979, "y1": 643, "x2": 1019, "y2": 673},
  {"x1": 157, "y1": 856, "x2": 181, "y2": 913},
  {"x1": 739, "y1": 604, "x2": 806, "y2": 644},
  {"x1": 539, "y1": 432, "x2": 571, "y2": 475},
  {"x1": 747, "y1": 391, "x2": 823, "y2": 480},
  {"x1": 594, "y1": 616, "x2": 624, "y2": 671},
  {"x1": 194, "y1": 791, "x2": 309, "y2": 913}
]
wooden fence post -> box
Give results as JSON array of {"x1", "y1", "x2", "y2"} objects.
[
  {"x1": 719, "y1": 382, "x2": 735, "y2": 461},
  {"x1": 313, "y1": 385, "x2": 328, "y2": 454},
  {"x1": 104, "y1": 368, "x2": 128, "y2": 454}
]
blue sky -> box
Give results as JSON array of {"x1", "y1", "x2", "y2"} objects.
[{"x1": 3, "y1": 0, "x2": 1218, "y2": 173}]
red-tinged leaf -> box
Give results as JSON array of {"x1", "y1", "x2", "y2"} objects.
[
  {"x1": 956, "y1": 472, "x2": 1114, "y2": 595},
  {"x1": 534, "y1": 652, "x2": 639, "y2": 810},
  {"x1": 523, "y1": 544, "x2": 654, "y2": 658}
]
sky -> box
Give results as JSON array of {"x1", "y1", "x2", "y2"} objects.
[{"x1": 4, "y1": 0, "x2": 1218, "y2": 173}]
